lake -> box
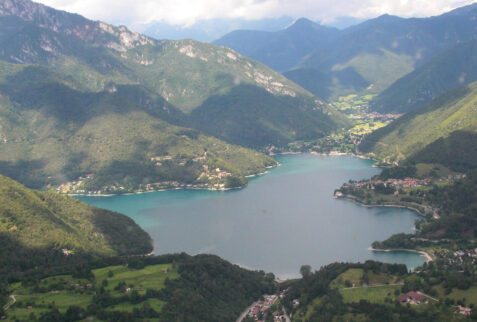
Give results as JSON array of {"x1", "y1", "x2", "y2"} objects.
[{"x1": 78, "y1": 154, "x2": 425, "y2": 279}]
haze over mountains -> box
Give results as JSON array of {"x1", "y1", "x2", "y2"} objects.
[
  {"x1": 137, "y1": 16, "x2": 295, "y2": 42},
  {"x1": 216, "y1": 3, "x2": 477, "y2": 106},
  {"x1": 121, "y1": 16, "x2": 364, "y2": 43},
  {"x1": 371, "y1": 39, "x2": 477, "y2": 113}
]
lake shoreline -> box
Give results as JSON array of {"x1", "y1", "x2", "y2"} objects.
[
  {"x1": 370, "y1": 247, "x2": 433, "y2": 264},
  {"x1": 68, "y1": 151, "x2": 372, "y2": 197},
  {"x1": 336, "y1": 194, "x2": 426, "y2": 217},
  {"x1": 69, "y1": 163, "x2": 282, "y2": 197},
  {"x1": 78, "y1": 153, "x2": 426, "y2": 277}
]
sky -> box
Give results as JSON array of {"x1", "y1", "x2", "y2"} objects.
[{"x1": 35, "y1": 0, "x2": 477, "y2": 27}]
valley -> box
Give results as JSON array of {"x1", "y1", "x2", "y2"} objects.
[{"x1": 0, "y1": 0, "x2": 477, "y2": 320}]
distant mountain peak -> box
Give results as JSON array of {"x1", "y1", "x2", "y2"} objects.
[
  {"x1": 444, "y1": 2, "x2": 477, "y2": 16},
  {"x1": 288, "y1": 17, "x2": 321, "y2": 30},
  {"x1": 371, "y1": 13, "x2": 403, "y2": 23}
]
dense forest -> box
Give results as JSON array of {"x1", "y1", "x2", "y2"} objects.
[
  {"x1": 0, "y1": 174, "x2": 153, "y2": 279},
  {"x1": 282, "y1": 261, "x2": 476, "y2": 321},
  {"x1": 2, "y1": 254, "x2": 275, "y2": 321}
]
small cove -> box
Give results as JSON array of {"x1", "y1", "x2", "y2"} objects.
[{"x1": 78, "y1": 154, "x2": 425, "y2": 279}]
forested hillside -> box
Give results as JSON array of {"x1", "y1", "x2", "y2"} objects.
[
  {"x1": 214, "y1": 18, "x2": 339, "y2": 72},
  {"x1": 359, "y1": 82, "x2": 477, "y2": 169},
  {"x1": 0, "y1": 0, "x2": 348, "y2": 192},
  {"x1": 371, "y1": 39, "x2": 477, "y2": 113},
  {"x1": 0, "y1": 174, "x2": 152, "y2": 277}
]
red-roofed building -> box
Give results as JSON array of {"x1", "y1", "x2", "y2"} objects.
[{"x1": 399, "y1": 292, "x2": 425, "y2": 304}]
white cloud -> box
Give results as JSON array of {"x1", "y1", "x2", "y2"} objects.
[{"x1": 35, "y1": 0, "x2": 477, "y2": 26}]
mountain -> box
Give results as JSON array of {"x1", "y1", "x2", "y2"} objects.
[
  {"x1": 216, "y1": 4, "x2": 477, "y2": 102},
  {"x1": 137, "y1": 16, "x2": 294, "y2": 42},
  {"x1": 323, "y1": 16, "x2": 366, "y2": 29},
  {"x1": 0, "y1": 60, "x2": 279, "y2": 190},
  {"x1": 0, "y1": 0, "x2": 348, "y2": 191},
  {"x1": 370, "y1": 39, "x2": 477, "y2": 113},
  {"x1": 214, "y1": 18, "x2": 340, "y2": 72},
  {"x1": 297, "y1": 5, "x2": 477, "y2": 99},
  {"x1": 0, "y1": 174, "x2": 152, "y2": 274},
  {"x1": 359, "y1": 82, "x2": 477, "y2": 169},
  {"x1": 283, "y1": 67, "x2": 370, "y2": 101}
]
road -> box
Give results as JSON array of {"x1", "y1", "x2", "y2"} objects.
[
  {"x1": 282, "y1": 306, "x2": 291, "y2": 322},
  {"x1": 236, "y1": 300, "x2": 259, "y2": 322},
  {"x1": 3, "y1": 295, "x2": 16, "y2": 311}
]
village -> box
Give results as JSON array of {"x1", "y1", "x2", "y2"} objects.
[
  {"x1": 56, "y1": 153, "x2": 236, "y2": 195},
  {"x1": 432, "y1": 247, "x2": 477, "y2": 267},
  {"x1": 336, "y1": 173, "x2": 468, "y2": 196},
  {"x1": 238, "y1": 290, "x2": 292, "y2": 322},
  {"x1": 338, "y1": 177, "x2": 432, "y2": 192}
]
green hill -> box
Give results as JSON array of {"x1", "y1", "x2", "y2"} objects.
[
  {"x1": 0, "y1": 61, "x2": 277, "y2": 190},
  {"x1": 296, "y1": 6, "x2": 477, "y2": 100},
  {"x1": 359, "y1": 82, "x2": 477, "y2": 169},
  {"x1": 190, "y1": 84, "x2": 345, "y2": 147},
  {"x1": 0, "y1": 0, "x2": 344, "y2": 120},
  {"x1": 0, "y1": 0, "x2": 348, "y2": 191},
  {"x1": 214, "y1": 18, "x2": 339, "y2": 72},
  {"x1": 371, "y1": 39, "x2": 477, "y2": 113},
  {"x1": 0, "y1": 174, "x2": 152, "y2": 275}
]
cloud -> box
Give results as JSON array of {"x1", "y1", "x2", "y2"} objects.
[{"x1": 35, "y1": 0, "x2": 477, "y2": 26}]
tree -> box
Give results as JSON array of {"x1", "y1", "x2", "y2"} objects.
[{"x1": 300, "y1": 265, "x2": 312, "y2": 278}]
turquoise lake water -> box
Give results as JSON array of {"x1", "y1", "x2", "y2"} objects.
[{"x1": 78, "y1": 154, "x2": 425, "y2": 278}]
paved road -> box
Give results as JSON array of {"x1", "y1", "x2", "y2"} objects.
[
  {"x1": 342, "y1": 283, "x2": 403, "y2": 290},
  {"x1": 236, "y1": 300, "x2": 259, "y2": 322},
  {"x1": 282, "y1": 306, "x2": 291, "y2": 322},
  {"x1": 3, "y1": 295, "x2": 16, "y2": 311}
]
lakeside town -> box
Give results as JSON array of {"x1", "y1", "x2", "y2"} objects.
[
  {"x1": 56, "y1": 153, "x2": 239, "y2": 195},
  {"x1": 335, "y1": 173, "x2": 466, "y2": 198}
]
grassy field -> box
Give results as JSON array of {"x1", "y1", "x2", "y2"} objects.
[
  {"x1": 330, "y1": 268, "x2": 364, "y2": 288},
  {"x1": 106, "y1": 298, "x2": 165, "y2": 312},
  {"x1": 6, "y1": 264, "x2": 179, "y2": 320},
  {"x1": 93, "y1": 263, "x2": 178, "y2": 296},
  {"x1": 340, "y1": 285, "x2": 402, "y2": 304},
  {"x1": 330, "y1": 268, "x2": 403, "y2": 305},
  {"x1": 350, "y1": 121, "x2": 387, "y2": 135},
  {"x1": 332, "y1": 94, "x2": 376, "y2": 112},
  {"x1": 330, "y1": 268, "x2": 400, "y2": 290},
  {"x1": 6, "y1": 292, "x2": 93, "y2": 320},
  {"x1": 434, "y1": 284, "x2": 477, "y2": 307}
]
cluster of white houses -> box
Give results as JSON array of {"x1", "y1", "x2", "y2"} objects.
[{"x1": 245, "y1": 293, "x2": 290, "y2": 322}]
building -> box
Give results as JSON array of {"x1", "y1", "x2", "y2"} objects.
[
  {"x1": 457, "y1": 306, "x2": 472, "y2": 316},
  {"x1": 399, "y1": 292, "x2": 426, "y2": 304}
]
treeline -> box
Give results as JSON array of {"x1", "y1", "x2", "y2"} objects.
[
  {"x1": 372, "y1": 233, "x2": 418, "y2": 250},
  {"x1": 82, "y1": 159, "x2": 204, "y2": 192},
  {"x1": 407, "y1": 131, "x2": 477, "y2": 173},
  {"x1": 283, "y1": 262, "x2": 408, "y2": 312},
  {"x1": 379, "y1": 165, "x2": 417, "y2": 180},
  {"x1": 421, "y1": 170, "x2": 477, "y2": 238},
  {"x1": 5, "y1": 254, "x2": 275, "y2": 322},
  {"x1": 282, "y1": 261, "x2": 464, "y2": 321}
]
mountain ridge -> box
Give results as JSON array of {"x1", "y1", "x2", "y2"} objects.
[
  {"x1": 215, "y1": 3, "x2": 477, "y2": 102},
  {"x1": 359, "y1": 81, "x2": 477, "y2": 169},
  {"x1": 370, "y1": 39, "x2": 477, "y2": 113},
  {"x1": 0, "y1": 0, "x2": 348, "y2": 191}
]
